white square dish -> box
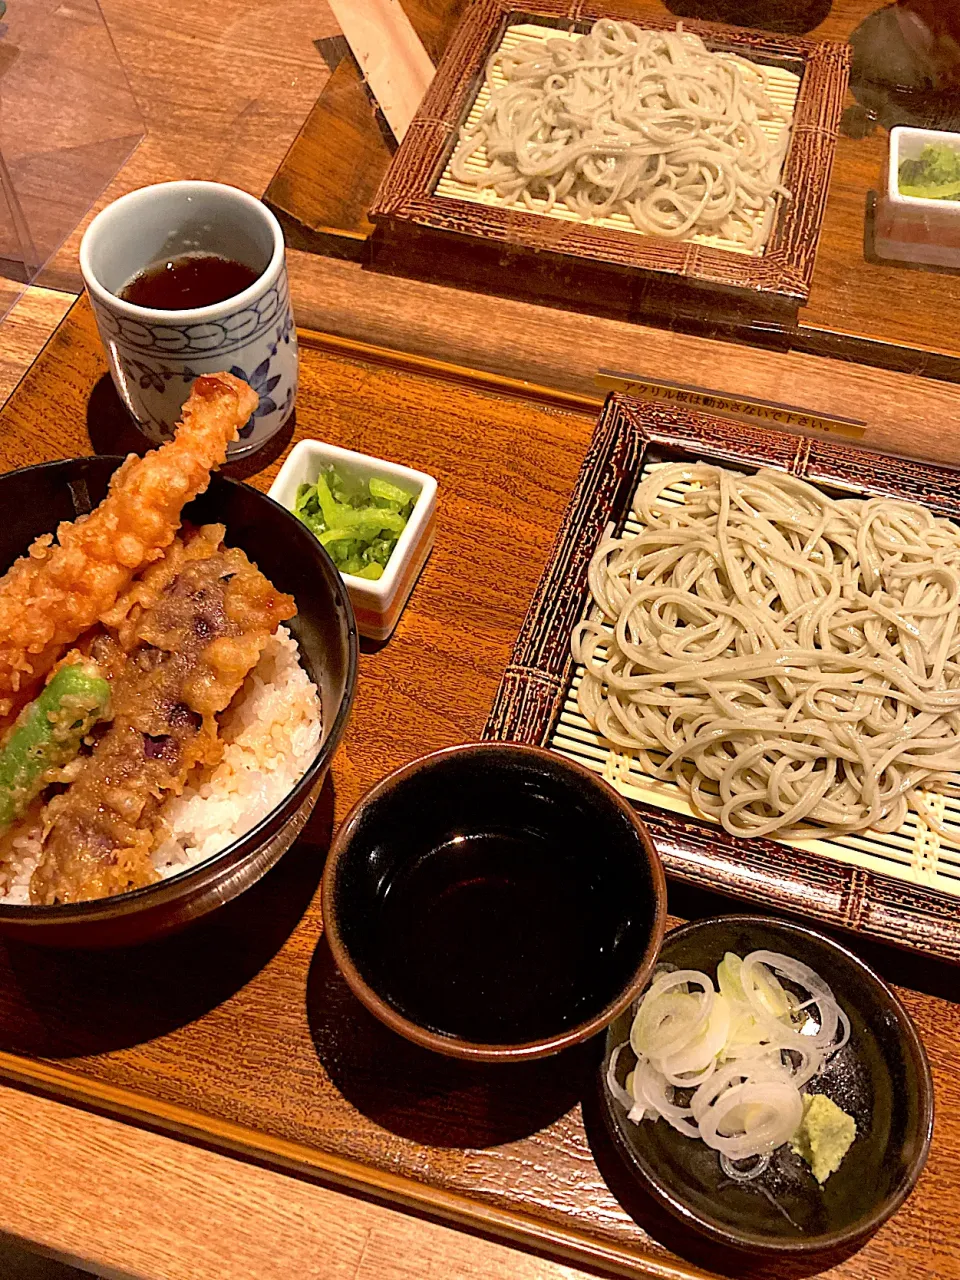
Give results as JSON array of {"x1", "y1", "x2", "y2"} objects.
[
  {"x1": 875, "y1": 126, "x2": 960, "y2": 267},
  {"x1": 269, "y1": 440, "x2": 437, "y2": 641}
]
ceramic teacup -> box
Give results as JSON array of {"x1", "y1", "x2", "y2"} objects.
[{"x1": 80, "y1": 180, "x2": 297, "y2": 457}]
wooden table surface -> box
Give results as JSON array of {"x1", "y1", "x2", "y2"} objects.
[
  {"x1": 3, "y1": 3, "x2": 960, "y2": 1278},
  {"x1": 24, "y1": 0, "x2": 333, "y2": 294}
]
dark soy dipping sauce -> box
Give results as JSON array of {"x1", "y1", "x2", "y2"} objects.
[
  {"x1": 375, "y1": 831, "x2": 606, "y2": 1044},
  {"x1": 118, "y1": 253, "x2": 259, "y2": 310}
]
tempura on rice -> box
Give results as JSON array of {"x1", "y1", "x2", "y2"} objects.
[{"x1": 0, "y1": 375, "x2": 322, "y2": 906}]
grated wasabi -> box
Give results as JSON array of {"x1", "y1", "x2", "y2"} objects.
[
  {"x1": 790, "y1": 1093, "x2": 857, "y2": 1184},
  {"x1": 898, "y1": 143, "x2": 960, "y2": 200}
]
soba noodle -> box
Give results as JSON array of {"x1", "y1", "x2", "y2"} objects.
[
  {"x1": 573, "y1": 462, "x2": 960, "y2": 840},
  {"x1": 449, "y1": 20, "x2": 793, "y2": 251}
]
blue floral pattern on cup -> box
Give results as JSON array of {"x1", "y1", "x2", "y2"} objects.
[
  {"x1": 96, "y1": 280, "x2": 286, "y2": 356},
  {"x1": 118, "y1": 357, "x2": 203, "y2": 392},
  {"x1": 91, "y1": 274, "x2": 298, "y2": 455}
]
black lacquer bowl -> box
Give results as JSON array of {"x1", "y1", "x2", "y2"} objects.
[
  {"x1": 322, "y1": 742, "x2": 667, "y2": 1062},
  {"x1": 0, "y1": 456, "x2": 358, "y2": 947},
  {"x1": 601, "y1": 915, "x2": 934, "y2": 1256}
]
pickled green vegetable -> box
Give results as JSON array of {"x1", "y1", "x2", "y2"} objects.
[
  {"x1": 898, "y1": 144, "x2": 960, "y2": 200},
  {"x1": 0, "y1": 662, "x2": 110, "y2": 830},
  {"x1": 293, "y1": 466, "x2": 417, "y2": 580}
]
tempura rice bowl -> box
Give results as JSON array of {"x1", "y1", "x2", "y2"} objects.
[{"x1": 0, "y1": 457, "x2": 358, "y2": 947}]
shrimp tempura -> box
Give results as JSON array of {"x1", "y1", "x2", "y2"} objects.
[{"x1": 0, "y1": 372, "x2": 258, "y2": 716}]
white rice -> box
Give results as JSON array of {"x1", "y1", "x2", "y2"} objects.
[
  {"x1": 0, "y1": 625, "x2": 322, "y2": 905},
  {"x1": 152, "y1": 625, "x2": 322, "y2": 871},
  {"x1": 1, "y1": 829, "x2": 44, "y2": 906}
]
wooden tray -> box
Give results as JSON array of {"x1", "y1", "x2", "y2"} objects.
[
  {"x1": 0, "y1": 298, "x2": 957, "y2": 1280},
  {"x1": 484, "y1": 393, "x2": 960, "y2": 963},
  {"x1": 370, "y1": 2, "x2": 849, "y2": 307}
]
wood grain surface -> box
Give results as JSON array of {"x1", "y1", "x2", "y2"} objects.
[
  {"x1": 283, "y1": 251, "x2": 960, "y2": 467},
  {"x1": 266, "y1": 0, "x2": 960, "y2": 378},
  {"x1": 0, "y1": 289, "x2": 73, "y2": 406},
  {"x1": 34, "y1": 0, "x2": 335, "y2": 293},
  {"x1": 0, "y1": 296, "x2": 956, "y2": 1280},
  {"x1": 9, "y1": 244, "x2": 960, "y2": 471},
  {"x1": 266, "y1": 0, "x2": 468, "y2": 257},
  {"x1": 0, "y1": 1082, "x2": 589, "y2": 1280},
  {"x1": 9, "y1": 2, "x2": 956, "y2": 1277}
]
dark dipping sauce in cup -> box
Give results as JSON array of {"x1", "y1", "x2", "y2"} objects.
[
  {"x1": 327, "y1": 744, "x2": 663, "y2": 1059},
  {"x1": 374, "y1": 829, "x2": 609, "y2": 1044},
  {"x1": 118, "y1": 252, "x2": 259, "y2": 309}
]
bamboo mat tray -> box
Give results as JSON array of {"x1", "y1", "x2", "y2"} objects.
[
  {"x1": 485, "y1": 394, "x2": 960, "y2": 963},
  {"x1": 0, "y1": 298, "x2": 957, "y2": 1280},
  {"x1": 265, "y1": 0, "x2": 960, "y2": 383},
  {"x1": 433, "y1": 21, "x2": 801, "y2": 259},
  {"x1": 373, "y1": 3, "x2": 844, "y2": 306}
]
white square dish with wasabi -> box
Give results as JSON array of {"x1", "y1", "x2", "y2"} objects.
[
  {"x1": 269, "y1": 440, "x2": 437, "y2": 641},
  {"x1": 897, "y1": 137, "x2": 960, "y2": 201},
  {"x1": 875, "y1": 126, "x2": 960, "y2": 267}
]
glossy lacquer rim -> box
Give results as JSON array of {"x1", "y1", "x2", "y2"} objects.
[{"x1": 321, "y1": 740, "x2": 668, "y2": 1062}]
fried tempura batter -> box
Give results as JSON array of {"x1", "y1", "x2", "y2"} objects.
[
  {"x1": 0, "y1": 373, "x2": 258, "y2": 717},
  {"x1": 29, "y1": 528, "x2": 294, "y2": 904}
]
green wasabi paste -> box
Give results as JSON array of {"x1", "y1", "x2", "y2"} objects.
[
  {"x1": 898, "y1": 144, "x2": 960, "y2": 200},
  {"x1": 790, "y1": 1093, "x2": 857, "y2": 1184}
]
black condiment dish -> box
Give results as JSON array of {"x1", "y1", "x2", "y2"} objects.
[
  {"x1": 322, "y1": 742, "x2": 667, "y2": 1062},
  {"x1": 601, "y1": 915, "x2": 934, "y2": 1255},
  {"x1": 0, "y1": 456, "x2": 358, "y2": 947}
]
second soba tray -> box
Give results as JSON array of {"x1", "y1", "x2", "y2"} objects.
[
  {"x1": 370, "y1": 0, "x2": 850, "y2": 308},
  {"x1": 484, "y1": 395, "x2": 960, "y2": 964}
]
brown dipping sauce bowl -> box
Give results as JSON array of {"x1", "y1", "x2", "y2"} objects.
[{"x1": 322, "y1": 742, "x2": 667, "y2": 1062}]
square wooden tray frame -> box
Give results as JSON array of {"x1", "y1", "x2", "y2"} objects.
[
  {"x1": 370, "y1": 0, "x2": 851, "y2": 304},
  {"x1": 483, "y1": 393, "x2": 960, "y2": 964}
]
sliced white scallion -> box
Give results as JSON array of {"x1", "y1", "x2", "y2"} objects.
[
  {"x1": 609, "y1": 949, "x2": 852, "y2": 1169},
  {"x1": 719, "y1": 1152, "x2": 771, "y2": 1182},
  {"x1": 739, "y1": 951, "x2": 843, "y2": 1053},
  {"x1": 631, "y1": 969, "x2": 715, "y2": 1062},
  {"x1": 606, "y1": 1041, "x2": 635, "y2": 1112},
  {"x1": 698, "y1": 1079, "x2": 804, "y2": 1161},
  {"x1": 632, "y1": 1059, "x2": 700, "y2": 1139},
  {"x1": 659, "y1": 993, "x2": 732, "y2": 1088}
]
